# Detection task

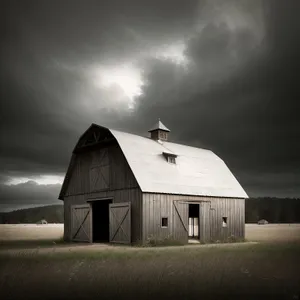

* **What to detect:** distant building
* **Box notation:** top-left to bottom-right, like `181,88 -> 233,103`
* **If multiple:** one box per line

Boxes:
258,219 -> 268,225
36,219 -> 47,225
59,120 -> 248,245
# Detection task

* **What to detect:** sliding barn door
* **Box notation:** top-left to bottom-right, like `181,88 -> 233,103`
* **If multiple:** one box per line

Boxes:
173,201 -> 188,244
109,202 -> 131,244
71,204 -> 92,242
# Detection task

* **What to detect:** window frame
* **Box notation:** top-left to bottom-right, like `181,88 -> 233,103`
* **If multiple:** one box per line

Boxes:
161,217 -> 168,228
167,156 -> 176,164
159,131 -> 168,140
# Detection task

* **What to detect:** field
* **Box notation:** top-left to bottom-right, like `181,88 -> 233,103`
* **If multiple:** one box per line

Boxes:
0,224 -> 300,300
1,223 -> 299,243
0,223 -> 64,241
245,223 -> 300,242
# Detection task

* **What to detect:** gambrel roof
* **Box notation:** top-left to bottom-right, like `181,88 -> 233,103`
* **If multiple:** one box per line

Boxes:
59,124 -> 248,200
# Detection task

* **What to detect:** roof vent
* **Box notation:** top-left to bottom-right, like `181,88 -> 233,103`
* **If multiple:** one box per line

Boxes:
148,119 -> 170,141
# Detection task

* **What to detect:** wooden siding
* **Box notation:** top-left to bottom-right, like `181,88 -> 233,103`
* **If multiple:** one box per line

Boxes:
173,201 -> 188,244
64,144 -> 138,196
63,142 -> 142,243
109,202 -> 131,244
199,202 -> 211,243
64,188 -> 142,243
64,194 -> 85,241
142,193 -> 245,243
90,148 -> 110,191
71,204 -> 92,242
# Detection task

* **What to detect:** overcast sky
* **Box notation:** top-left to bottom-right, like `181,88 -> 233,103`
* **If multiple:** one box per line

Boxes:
1,0 -> 299,211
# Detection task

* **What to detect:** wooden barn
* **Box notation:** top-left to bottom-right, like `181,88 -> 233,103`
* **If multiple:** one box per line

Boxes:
58,120 -> 248,245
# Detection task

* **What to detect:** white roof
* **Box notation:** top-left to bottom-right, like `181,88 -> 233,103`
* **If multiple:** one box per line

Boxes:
110,129 -> 248,198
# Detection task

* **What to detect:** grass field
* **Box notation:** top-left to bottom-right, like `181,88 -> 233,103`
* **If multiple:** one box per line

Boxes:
1,223 -> 299,244
245,223 -> 300,242
0,224 -> 300,300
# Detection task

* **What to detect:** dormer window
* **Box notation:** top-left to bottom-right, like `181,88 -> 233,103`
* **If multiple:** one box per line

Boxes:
162,152 -> 177,164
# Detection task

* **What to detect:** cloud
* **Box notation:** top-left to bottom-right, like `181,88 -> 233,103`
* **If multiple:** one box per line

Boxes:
0,181 -> 62,206
126,0 -> 300,196
0,0 -> 201,179
1,0 -> 299,201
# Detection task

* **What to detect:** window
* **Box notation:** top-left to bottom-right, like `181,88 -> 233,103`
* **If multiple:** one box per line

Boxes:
162,152 -> 177,164
161,217 -> 168,227
168,156 -> 176,164
159,131 -> 168,140
222,217 -> 228,227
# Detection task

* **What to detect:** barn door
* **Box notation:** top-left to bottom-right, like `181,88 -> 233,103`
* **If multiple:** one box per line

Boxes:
109,202 -> 131,244
173,201 -> 188,244
199,202 -> 211,243
71,204 -> 92,242
90,148 -> 110,192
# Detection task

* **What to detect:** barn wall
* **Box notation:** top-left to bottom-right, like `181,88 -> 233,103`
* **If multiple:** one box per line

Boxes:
65,144 -> 138,196
63,143 -> 142,243
64,188 -> 142,242
142,193 -> 245,244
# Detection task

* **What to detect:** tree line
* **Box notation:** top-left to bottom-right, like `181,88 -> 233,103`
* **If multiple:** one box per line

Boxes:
0,205 -> 64,224
245,197 -> 300,223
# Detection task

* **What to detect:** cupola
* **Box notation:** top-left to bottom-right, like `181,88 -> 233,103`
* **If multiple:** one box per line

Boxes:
148,119 -> 170,141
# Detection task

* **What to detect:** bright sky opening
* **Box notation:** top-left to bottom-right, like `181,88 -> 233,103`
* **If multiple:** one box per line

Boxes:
7,175 -> 64,185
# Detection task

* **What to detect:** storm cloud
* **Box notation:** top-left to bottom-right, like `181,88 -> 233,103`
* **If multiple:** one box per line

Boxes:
1,0 -> 299,210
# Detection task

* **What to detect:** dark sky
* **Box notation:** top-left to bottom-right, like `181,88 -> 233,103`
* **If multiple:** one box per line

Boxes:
1,0 -> 299,211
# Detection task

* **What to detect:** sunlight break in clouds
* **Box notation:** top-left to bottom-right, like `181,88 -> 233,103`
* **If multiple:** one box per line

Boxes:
90,64 -> 143,109
150,41 -> 189,66
7,175 -> 63,185
87,41 -> 188,110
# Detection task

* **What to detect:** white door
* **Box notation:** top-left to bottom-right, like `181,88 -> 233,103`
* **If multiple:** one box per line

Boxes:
193,217 -> 199,237
188,217 -> 193,236
189,217 -> 199,237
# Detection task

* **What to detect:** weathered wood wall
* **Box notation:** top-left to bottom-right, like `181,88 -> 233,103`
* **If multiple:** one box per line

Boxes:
65,144 -> 138,196
199,202 -> 211,243
71,204 -> 91,242
142,193 -> 245,243
63,144 -> 142,243
173,201 -> 188,244
109,202 -> 131,244
64,188 -> 142,243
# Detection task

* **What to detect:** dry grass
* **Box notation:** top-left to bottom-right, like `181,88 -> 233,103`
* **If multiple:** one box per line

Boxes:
1,223 -> 299,245
0,224 -> 300,299
1,242 -> 300,300
0,223 -> 63,241
0,224 -> 64,249
245,224 -> 300,243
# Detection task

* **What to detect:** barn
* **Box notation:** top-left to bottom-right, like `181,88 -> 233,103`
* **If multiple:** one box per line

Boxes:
58,120 -> 248,245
